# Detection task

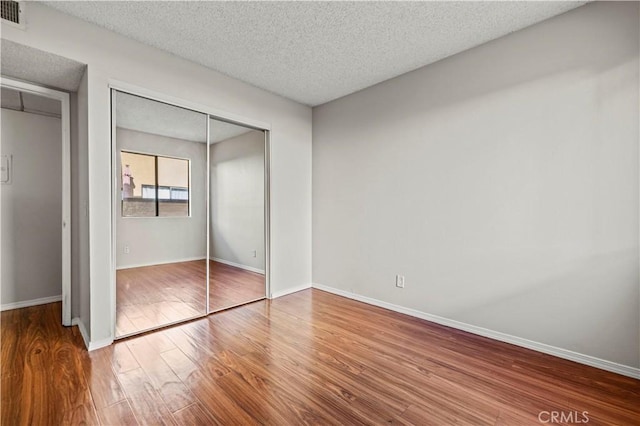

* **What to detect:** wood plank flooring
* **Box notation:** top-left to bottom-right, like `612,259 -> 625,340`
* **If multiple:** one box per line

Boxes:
2,289 -> 639,425
116,260 -> 265,337
209,262 -> 265,313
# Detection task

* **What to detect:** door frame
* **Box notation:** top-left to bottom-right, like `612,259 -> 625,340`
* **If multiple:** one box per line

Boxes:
0,76 -> 72,326
108,80 -> 271,339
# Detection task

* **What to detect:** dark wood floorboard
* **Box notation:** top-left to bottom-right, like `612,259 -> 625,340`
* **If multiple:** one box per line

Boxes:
2,290 -> 639,425
116,260 -> 265,337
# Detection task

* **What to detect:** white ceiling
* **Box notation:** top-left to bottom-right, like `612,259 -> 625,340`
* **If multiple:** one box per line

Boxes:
44,1 -> 586,106
116,91 -> 208,142
1,87 -> 22,110
1,39 -> 86,92
209,119 -> 254,145
1,87 -> 62,117
116,90 -> 253,143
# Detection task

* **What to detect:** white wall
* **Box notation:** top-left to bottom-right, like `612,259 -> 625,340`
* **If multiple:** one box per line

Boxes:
116,128 -> 207,269
1,109 -> 62,306
75,70 -> 91,337
1,3 -> 312,347
210,130 -> 265,272
313,2 -> 639,371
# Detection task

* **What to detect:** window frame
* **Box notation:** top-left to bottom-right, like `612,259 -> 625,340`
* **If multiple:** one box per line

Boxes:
120,149 -> 192,219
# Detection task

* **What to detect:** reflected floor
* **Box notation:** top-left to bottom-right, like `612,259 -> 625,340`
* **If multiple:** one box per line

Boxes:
209,261 -> 265,312
116,259 -> 265,337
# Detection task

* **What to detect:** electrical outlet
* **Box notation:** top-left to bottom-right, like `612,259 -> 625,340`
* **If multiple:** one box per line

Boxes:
395,275 -> 405,288
251,250 -> 257,258
124,245 -> 130,254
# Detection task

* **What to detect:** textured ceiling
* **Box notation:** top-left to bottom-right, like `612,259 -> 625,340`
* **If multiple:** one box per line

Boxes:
1,39 -> 85,92
44,1 -> 586,106
116,90 -> 252,143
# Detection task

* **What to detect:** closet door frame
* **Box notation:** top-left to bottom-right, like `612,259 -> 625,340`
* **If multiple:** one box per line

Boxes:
109,80 -> 271,341
1,76 -> 72,327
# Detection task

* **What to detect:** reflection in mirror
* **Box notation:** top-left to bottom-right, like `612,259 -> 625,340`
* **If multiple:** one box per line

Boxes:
121,151 -> 191,217
209,118 -> 266,312
114,90 -> 207,337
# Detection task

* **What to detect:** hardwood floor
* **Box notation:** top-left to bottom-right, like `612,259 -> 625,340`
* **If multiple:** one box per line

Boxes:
209,261 -> 265,313
2,289 -> 639,425
116,261 -> 205,337
116,260 -> 265,337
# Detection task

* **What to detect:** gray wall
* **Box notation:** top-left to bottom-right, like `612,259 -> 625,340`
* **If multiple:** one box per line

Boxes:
116,127 -> 207,269
312,2 -> 639,368
210,130 -> 265,272
4,3 -> 312,344
1,109 -> 62,305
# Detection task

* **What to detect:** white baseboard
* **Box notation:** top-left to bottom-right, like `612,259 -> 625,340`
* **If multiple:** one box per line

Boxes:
1,295 -> 62,311
71,317 -> 112,351
72,317 -> 89,350
312,283 -> 640,380
211,257 -> 265,275
88,337 -> 113,351
270,283 -> 312,299
116,256 -> 206,270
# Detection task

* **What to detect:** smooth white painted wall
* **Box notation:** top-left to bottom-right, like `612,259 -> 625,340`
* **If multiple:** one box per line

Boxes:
1,109 -> 62,305
2,3 -> 312,345
210,130 -> 265,272
69,91 -> 80,318
116,128 -> 207,268
313,2 -> 640,369
75,70 -> 91,335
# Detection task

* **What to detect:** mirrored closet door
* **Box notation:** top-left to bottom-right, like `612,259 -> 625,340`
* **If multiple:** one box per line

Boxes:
112,89 -> 269,338
114,91 -> 208,337
208,118 -> 266,312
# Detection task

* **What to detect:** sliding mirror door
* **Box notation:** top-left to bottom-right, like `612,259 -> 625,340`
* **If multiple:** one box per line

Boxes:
114,91 -> 208,337
208,118 -> 266,312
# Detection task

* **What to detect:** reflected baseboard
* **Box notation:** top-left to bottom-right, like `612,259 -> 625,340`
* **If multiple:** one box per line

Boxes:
210,257 -> 265,275
116,256 -> 207,270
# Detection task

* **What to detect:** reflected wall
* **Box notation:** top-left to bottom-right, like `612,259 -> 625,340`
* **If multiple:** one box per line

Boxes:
208,118 -> 266,312
114,90 -> 208,337
113,90 -> 268,338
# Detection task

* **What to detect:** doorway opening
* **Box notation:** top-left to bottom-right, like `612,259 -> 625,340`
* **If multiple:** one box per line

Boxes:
0,77 -> 71,326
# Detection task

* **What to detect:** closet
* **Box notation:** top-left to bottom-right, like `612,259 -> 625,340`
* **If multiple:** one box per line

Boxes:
112,90 -> 267,338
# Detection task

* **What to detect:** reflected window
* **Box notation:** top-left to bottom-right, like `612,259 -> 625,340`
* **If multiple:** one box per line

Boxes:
121,151 -> 190,217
